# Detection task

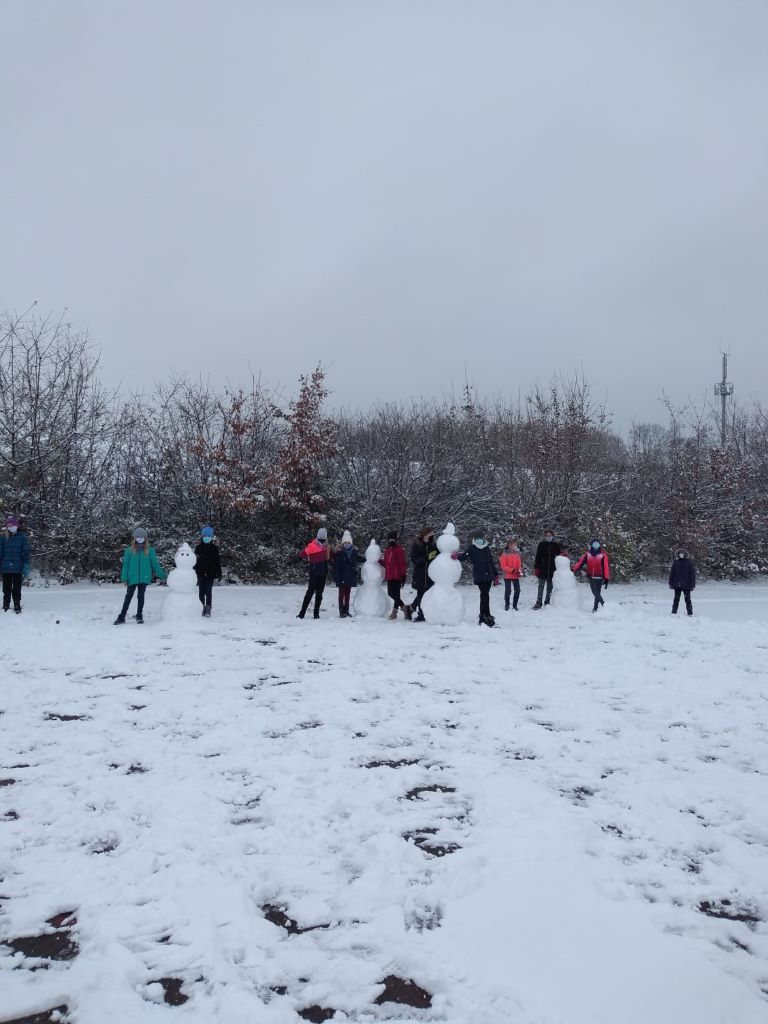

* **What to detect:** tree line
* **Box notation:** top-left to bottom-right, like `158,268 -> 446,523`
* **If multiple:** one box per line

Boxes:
2,309 -> 766,583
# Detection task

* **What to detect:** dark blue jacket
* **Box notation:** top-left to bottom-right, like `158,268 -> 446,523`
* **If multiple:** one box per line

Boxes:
459,543 -> 499,584
0,532 -> 30,574
669,555 -> 696,591
333,546 -> 364,587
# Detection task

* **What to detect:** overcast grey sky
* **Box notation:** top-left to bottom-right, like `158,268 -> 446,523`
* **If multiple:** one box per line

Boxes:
2,0 -> 767,430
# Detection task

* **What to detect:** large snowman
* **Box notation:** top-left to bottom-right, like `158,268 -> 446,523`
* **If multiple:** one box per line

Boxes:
420,522 -> 464,625
162,543 -> 199,621
354,539 -> 388,617
552,552 -> 582,611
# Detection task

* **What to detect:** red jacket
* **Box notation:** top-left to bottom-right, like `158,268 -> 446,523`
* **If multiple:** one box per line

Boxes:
573,550 -> 610,580
499,551 -> 522,580
380,543 -> 407,582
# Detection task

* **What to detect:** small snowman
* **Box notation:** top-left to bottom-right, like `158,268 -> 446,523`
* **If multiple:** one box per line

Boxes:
162,543 -> 199,621
553,552 -> 582,611
353,539 -> 388,617
420,522 -> 464,625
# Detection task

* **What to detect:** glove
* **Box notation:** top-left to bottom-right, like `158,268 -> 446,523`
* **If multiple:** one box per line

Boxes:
401,577 -> 406,586
604,580 -> 609,588
22,565 -> 30,579
450,551 -> 459,560
492,577 -> 501,587
534,567 -> 540,577
428,550 -> 438,561
217,574 -> 222,582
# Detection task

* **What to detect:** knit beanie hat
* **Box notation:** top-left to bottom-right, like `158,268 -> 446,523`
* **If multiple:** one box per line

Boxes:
387,530 -> 398,542
341,530 -> 353,545
201,525 -> 214,539
5,515 -> 18,529
316,527 -> 328,542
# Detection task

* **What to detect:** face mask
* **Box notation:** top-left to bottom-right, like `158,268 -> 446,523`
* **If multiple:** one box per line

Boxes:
135,538 -> 146,545
473,538 -> 487,548
545,535 -> 553,542
591,543 -> 600,551
203,536 -> 212,544
678,552 -> 685,559
343,542 -> 352,549
7,526 -> 17,534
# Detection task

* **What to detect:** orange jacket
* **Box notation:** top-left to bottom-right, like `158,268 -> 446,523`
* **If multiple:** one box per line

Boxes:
499,551 -> 522,580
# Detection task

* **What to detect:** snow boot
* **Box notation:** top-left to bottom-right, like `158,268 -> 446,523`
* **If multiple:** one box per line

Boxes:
203,606 -> 212,618
483,614 -> 496,628
404,604 -> 413,621
388,607 -> 398,621
414,610 -> 425,622
313,611 -> 320,620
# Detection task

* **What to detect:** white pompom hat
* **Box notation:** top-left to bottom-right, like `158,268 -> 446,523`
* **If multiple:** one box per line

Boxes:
341,530 -> 353,545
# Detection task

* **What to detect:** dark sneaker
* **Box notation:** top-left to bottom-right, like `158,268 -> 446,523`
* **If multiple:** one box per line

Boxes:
313,613 -> 320,620
533,601 -> 543,610
297,612 -> 305,619
204,607 -> 212,617
136,615 -> 144,624
14,607 -> 21,614
404,604 -> 413,621
114,616 -> 125,625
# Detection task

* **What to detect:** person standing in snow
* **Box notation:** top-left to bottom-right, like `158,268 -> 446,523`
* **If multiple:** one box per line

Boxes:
297,527 -> 331,619
669,548 -> 696,616
194,525 -> 222,617
0,515 -> 31,614
533,529 -> 561,608
333,530 -> 365,618
454,529 -> 501,626
380,530 -> 411,620
572,539 -> 610,612
114,527 -> 167,624
499,538 -> 523,611
410,527 -> 438,622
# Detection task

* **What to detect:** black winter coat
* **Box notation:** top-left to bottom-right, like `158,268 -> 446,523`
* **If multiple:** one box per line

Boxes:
459,543 -> 499,584
669,556 -> 696,591
534,540 -> 561,579
333,547 -> 365,587
410,538 -> 438,590
194,542 -> 222,580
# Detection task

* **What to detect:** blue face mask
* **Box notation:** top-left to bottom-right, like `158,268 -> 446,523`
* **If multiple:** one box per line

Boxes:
591,542 -> 600,551
203,536 -> 212,544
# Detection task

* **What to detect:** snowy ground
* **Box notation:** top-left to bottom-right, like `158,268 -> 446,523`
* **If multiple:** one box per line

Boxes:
2,579 -> 768,1024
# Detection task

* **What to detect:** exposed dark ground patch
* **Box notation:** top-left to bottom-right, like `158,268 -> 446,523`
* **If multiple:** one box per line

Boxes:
374,975 -> 432,1008
3,912 -> 78,961
364,758 -> 420,769
151,977 -> 189,1006
43,713 -> 90,722
2,1005 -> 70,1024
0,778 -> 16,787
698,900 -> 761,928
2,810 -> 19,821
403,828 -> 461,857
404,784 -> 456,801
298,1007 -> 336,1022
261,904 -> 330,935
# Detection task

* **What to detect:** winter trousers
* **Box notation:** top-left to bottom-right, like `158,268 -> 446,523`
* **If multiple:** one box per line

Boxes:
2,573 -> 22,611
504,579 -> 520,609
672,588 -> 693,615
589,577 -> 605,611
412,579 -> 432,619
477,580 -> 492,620
536,576 -> 554,605
338,584 -> 352,616
198,577 -> 214,608
120,583 -> 147,619
387,580 -> 405,609
300,576 -> 326,618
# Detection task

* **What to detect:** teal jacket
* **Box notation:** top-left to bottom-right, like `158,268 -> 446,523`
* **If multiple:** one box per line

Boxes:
120,545 -> 166,585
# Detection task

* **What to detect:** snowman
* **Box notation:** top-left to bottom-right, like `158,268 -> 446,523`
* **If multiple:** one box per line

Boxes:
353,539 -> 388,617
552,552 -> 582,611
420,522 -> 464,625
162,543 -> 200,621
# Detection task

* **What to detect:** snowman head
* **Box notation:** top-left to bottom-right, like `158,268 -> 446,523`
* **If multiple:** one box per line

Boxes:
436,522 -> 460,554
365,539 -> 382,562
175,542 -> 196,569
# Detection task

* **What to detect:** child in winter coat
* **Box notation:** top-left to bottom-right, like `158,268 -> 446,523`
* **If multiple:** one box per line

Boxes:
454,529 -> 501,627
380,531 -> 412,620
669,548 -> 696,615
410,527 -> 438,622
533,529 -> 561,608
194,525 -> 222,617
0,515 -> 31,614
499,539 -> 523,611
114,527 -> 167,624
333,530 -> 365,617
298,527 -> 331,619
572,539 -> 610,612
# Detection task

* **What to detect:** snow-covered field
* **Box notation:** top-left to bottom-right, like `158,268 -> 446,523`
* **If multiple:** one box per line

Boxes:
2,580 -> 767,1024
